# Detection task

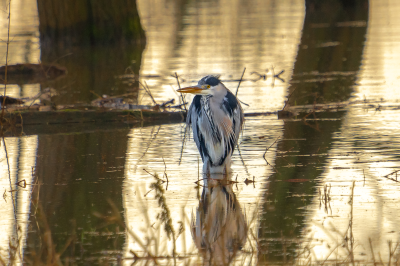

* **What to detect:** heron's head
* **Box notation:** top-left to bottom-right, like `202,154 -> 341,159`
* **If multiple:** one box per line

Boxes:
177,75 -> 226,96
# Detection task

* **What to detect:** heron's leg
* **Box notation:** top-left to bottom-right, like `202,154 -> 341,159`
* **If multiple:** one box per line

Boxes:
223,156 -> 232,174
203,159 -> 210,175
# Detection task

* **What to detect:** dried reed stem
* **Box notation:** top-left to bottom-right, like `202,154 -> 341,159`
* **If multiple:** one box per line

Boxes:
235,67 -> 246,97
1,0 -> 12,122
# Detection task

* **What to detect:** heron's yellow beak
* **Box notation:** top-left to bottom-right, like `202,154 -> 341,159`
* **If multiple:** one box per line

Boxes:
177,86 -> 207,94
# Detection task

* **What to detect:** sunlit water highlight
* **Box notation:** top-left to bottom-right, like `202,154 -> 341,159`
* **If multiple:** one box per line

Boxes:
1,0 -> 400,265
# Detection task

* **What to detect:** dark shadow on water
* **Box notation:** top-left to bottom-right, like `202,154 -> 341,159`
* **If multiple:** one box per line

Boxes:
258,0 -> 368,263
39,44 -> 144,106
258,112 -> 346,263
288,0 -> 368,106
36,0 -> 147,106
24,129 -> 129,263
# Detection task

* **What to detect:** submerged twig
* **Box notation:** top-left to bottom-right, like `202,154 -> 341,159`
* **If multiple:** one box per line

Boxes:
139,81 -> 157,106
237,144 -> 250,178
235,68 -> 246,97
263,137 -> 280,174
175,72 -> 187,112
383,170 -> 400,183
250,71 -> 266,81
162,157 -> 169,190
0,0 -> 12,122
3,137 -> 22,261
347,181 -> 355,264
282,86 -> 298,110
134,126 -> 162,172
178,124 -> 188,165
270,65 -> 285,88
143,169 -> 165,183
263,137 -> 280,160
369,238 -> 377,266
274,70 -> 285,82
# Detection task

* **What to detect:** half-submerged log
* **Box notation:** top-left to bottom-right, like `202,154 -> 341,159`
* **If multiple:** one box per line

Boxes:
0,63 -> 67,84
0,96 -> 24,105
1,108 -> 185,126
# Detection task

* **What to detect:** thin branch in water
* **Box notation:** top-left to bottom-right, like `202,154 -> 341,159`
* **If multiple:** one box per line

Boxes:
178,124 -> 188,165
263,137 -> 281,174
170,102 -> 188,109
1,0 -> 12,122
282,86 -> 298,110
170,84 -> 181,98
346,181 -> 356,265
159,98 -> 175,108
369,238 -> 377,266
235,67 -> 246,97
145,81 -> 157,105
44,52 -> 73,77
174,72 -> 187,112
250,70 -> 267,81
237,144 -> 250,178
263,137 -> 280,160
270,65 -> 275,88
363,169 -> 366,186
143,169 -> 165,183
383,170 -> 400,183
3,137 -> 21,260
15,179 -> 26,188
138,81 -> 157,105
162,157 -> 169,190
194,178 -> 208,185
89,90 -> 103,99
238,99 -> 250,107
274,70 -> 285,82
134,126 -> 162,172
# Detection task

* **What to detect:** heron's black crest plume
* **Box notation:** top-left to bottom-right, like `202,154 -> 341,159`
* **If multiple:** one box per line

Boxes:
198,75 -> 220,87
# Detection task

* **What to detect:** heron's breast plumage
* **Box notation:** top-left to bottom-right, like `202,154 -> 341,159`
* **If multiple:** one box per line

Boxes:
188,92 -> 243,167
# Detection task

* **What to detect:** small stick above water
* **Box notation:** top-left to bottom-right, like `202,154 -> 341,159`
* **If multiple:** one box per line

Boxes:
235,67 -> 246,97
174,72 -> 187,112
139,81 -> 157,106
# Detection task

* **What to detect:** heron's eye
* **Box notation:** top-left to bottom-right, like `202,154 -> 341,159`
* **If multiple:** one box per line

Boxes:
207,85 -> 210,89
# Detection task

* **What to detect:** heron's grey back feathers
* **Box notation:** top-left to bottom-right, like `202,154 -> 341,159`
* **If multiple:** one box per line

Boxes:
187,88 -> 243,167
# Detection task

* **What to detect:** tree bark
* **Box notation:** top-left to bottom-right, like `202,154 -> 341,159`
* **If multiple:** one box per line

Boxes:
37,0 -> 146,47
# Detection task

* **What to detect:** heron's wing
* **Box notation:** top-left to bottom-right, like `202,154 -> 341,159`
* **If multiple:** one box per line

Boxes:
188,95 -> 209,162
222,91 -> 244,154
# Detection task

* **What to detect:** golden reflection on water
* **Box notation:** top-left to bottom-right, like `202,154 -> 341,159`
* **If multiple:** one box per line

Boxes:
0,0 -> 40,99
192,177 -> 248,265
131,1 -> 305,262
0,6 -> 39,252
0,136 -> 37,263
137,0 -> 305,113
123,117 -> 281,265
300,0 -> 400,263
2,0 -> 400,264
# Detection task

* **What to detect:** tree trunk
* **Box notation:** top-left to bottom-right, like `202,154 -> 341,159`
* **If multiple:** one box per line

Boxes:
37,0 -> 146,47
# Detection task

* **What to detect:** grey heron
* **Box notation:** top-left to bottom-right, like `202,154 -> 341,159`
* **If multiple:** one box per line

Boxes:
192,175 -> 248,263
177,75 -> 244,174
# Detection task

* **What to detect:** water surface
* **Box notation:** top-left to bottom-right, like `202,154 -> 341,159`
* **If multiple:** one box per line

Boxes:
1,0 -> 400,265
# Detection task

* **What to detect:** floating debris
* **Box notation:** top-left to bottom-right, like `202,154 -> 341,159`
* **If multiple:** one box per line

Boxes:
0,63 -> 67,84
0,96 -> 24,106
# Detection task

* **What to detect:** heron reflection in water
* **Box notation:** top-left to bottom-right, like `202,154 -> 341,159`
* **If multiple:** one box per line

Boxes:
178,75 -> 244,175
191,174 -> 248,265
